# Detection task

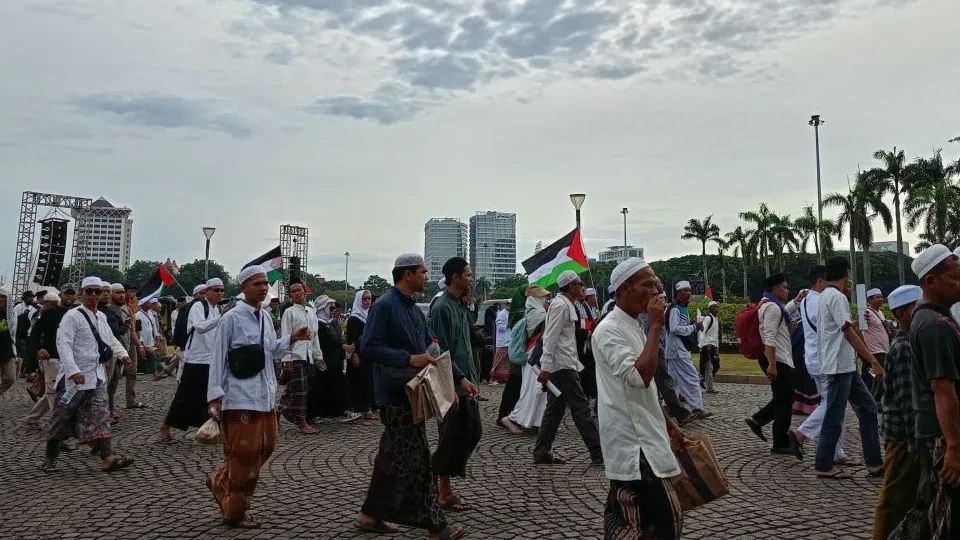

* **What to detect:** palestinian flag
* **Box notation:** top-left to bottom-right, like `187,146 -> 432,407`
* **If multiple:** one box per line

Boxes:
522,228 -> 589,288
243,245 -> 283,284
138,264 -> 177,301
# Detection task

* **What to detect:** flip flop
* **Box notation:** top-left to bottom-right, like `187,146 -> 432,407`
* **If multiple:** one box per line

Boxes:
101,454 -> 134,472
225,515 -> 262,529
353,519 -> 399,534
439,495 -> 473,512
439,525 -> 468,540
815,468 -> 852,479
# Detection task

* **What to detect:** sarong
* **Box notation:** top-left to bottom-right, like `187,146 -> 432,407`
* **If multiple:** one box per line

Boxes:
910,436 -> 960,539
209,410 -> 277,522
604,450 -> 683,540
509,363 -> 547,428
48,379 -> 111,445
164,363 -> 210,431
489,347 -> 510,382
361,403 -> 448,533
791,344 -> 819,415
278,360 -> 309,424
432,396 -> 482,478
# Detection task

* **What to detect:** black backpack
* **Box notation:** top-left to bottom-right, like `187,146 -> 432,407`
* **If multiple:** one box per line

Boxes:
173,300 -> 209,349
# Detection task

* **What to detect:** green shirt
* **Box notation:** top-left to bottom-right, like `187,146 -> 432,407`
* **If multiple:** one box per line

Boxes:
429,291 -> 478,392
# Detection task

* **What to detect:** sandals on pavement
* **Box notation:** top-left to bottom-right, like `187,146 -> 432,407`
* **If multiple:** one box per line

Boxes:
101,454 -> 134,472
815,468 -> 852,479
438,495 -> 473,512
354,519 -> 399,534
225,515 -> 262,529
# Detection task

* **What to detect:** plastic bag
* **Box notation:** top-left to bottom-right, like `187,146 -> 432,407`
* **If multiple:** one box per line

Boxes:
195,419 -> 221,445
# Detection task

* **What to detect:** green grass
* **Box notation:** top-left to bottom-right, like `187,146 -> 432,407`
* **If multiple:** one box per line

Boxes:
717,353 -> 763,376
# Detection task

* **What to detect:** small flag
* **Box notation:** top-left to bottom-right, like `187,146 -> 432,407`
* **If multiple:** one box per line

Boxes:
705,287 -> 714,300
243,245 -> 284,284
138,264 -> 177,301
522,228 -> 589,289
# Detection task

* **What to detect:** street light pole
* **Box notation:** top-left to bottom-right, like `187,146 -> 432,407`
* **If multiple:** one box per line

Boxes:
621,207 -> 629,253
809,114 -> 825,263
202,227 -> 216,280
569,193 -> 586,229
344,252 -> 350,291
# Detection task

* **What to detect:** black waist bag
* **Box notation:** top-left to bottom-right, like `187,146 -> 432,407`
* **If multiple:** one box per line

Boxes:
227,312 -> 266,379
79,310 -> 114,364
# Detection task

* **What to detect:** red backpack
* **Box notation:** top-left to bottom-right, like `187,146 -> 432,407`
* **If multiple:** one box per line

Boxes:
734,300 -> 769,359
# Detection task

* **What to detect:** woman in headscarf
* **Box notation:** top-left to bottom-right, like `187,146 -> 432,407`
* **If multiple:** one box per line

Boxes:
346,290 -> 376,420
307,295 -> 361,423
497,287 -> 529,421
499,286 -> 551,435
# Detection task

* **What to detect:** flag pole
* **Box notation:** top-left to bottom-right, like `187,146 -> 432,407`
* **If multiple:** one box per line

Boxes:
164,264 -> 191,298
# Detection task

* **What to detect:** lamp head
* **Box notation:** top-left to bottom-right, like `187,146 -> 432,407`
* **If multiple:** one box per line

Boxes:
569,193 -> 586,210
202,227 -> 216,240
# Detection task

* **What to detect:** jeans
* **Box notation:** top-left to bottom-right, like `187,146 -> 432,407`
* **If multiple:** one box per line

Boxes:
533,368 -> 602,462
815,371 -> 882,471
752,356 -> 794,449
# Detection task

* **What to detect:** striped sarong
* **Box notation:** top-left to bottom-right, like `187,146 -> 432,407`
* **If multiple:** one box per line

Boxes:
604,450 -> 683,540
278,360 -> 309,424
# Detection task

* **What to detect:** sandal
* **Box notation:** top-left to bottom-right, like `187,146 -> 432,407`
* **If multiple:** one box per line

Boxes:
834,457 -> 861,467
205,476 -> 223,512
224,515 -> 261,529
353,519 -> 399,534
101,454 -> 135,472
815,468 -> 852,479
438,495 -> 473,512
438,525 -> 468,540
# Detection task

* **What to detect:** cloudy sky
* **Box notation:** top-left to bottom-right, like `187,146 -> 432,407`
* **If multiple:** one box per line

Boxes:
2,0 -> 958,285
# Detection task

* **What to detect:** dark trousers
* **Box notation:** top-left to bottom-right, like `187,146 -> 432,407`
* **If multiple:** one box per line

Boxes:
433,396 -> 482,478
308,360 -> 349,419
533,369 -> 602,462
863,353 -> 886,405
656,356 -> 690,422
752,356 -> 794,449
497,370 -> 523,420
699,345 -> 720,391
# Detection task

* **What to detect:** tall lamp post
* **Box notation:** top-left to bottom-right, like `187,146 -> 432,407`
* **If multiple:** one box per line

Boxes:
809,114 -> 825,263
344,251 -> 350,291
620,207 -> 629,255
569,193 -> 586,228
202,226 -> 216,280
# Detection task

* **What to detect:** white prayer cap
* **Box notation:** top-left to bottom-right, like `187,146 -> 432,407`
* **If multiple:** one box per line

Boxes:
608,284 -> 615,294
81,276 -> 102,289
394,253 -> 425,269
609,257 -> 650,292
888,285 -> 921,311
708,301 -> 719,307
585,288 -> 597,297
438,277 -> 446,289
42,292 -> 60,304
111,282 -> 125,292
206,277 -> 224,288
314,294 -> 334,307
557,270 -> 582,288
912,244 -> 953,280
237,265 -> 266,285
867,288 -> 882,298
676,280 -> 692,291
192,284 -> 207,295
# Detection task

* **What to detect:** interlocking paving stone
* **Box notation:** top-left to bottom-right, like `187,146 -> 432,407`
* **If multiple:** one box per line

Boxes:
0,378 -> 878,538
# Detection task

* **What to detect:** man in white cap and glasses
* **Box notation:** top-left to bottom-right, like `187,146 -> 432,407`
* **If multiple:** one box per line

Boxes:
697,301 -> 721,394
355,253 -> 468,539
862,287 -> 890,402
664,280 -> 711,420
872,284 -> 923,538
593,258 -> 685,538
206,265 -> 310,529
533,269 -> 604,465
907,244 -> 960,536
160,277 -> 224,442
42,277 -> 133,473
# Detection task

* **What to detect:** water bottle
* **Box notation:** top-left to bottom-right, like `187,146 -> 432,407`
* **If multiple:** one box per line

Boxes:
426,338 -> 442,359
60,385 -> 79,405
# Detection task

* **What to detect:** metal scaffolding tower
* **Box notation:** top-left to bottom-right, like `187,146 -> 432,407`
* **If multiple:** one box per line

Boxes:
278,225 -> 308,301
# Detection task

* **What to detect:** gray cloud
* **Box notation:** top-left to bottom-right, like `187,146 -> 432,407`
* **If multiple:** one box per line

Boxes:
72,94 -> 253,138
307,84 -> 424,124
396,54 -> 482,90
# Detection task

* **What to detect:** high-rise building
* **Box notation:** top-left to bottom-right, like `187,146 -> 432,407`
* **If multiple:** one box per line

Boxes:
424,218 -> 468,281
469,211 -> 516,284
72,197 -> 134,272
599,245 -> 644,264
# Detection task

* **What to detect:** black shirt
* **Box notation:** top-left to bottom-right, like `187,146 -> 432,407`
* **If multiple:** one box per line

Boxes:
909,303 -> 960,439
30,306 -> 68,359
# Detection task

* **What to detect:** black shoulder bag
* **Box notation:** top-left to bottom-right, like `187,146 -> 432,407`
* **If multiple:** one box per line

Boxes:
78,310 -> 114,364
227,312 -> 266,379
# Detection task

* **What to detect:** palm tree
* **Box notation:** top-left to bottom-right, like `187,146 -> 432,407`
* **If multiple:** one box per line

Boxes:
768,213 -> 800,272
904,180 -> 960,251
824,171 -> 892,288
712,236 -> 730,300
681,216 -> 720,289
795,205 -> 836,257
740,203 -> 775,276
869,147 -> 910,285
725,226 -> 752,298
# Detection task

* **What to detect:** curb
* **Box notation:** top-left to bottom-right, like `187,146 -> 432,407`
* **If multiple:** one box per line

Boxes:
715,374 -> 767,385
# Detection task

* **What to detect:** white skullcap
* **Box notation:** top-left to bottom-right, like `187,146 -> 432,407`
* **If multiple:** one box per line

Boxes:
42,292 -> 60,304
314,294 -> 334,307
609,257 -> 650,292
237,265 -> 266,285
206,277 -> 224,288
676,280 -> 692,291
708,301 -> 719,307
438,277 -> 446,289
888,285 -> 921,311
867,288 -> 882,298
394,253 -> 425,269
585,288 -> 597,297
81,276 -> 102,289
192,284 -> 207,295
557,270 -> 581,289
912,244 -> 953,280
111,282 -> 125,292
608,284 -> 615,294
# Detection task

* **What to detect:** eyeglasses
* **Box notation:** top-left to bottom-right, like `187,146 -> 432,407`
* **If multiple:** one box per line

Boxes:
83,289 -> 99,295
209,288 -> 225,293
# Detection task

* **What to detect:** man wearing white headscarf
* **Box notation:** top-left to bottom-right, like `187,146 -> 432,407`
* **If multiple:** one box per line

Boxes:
346,289 -> 375,419
207,265 -> 311,528
593,258 -> 684,538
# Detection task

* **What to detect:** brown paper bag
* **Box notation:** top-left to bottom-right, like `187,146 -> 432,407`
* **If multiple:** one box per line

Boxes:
405,352 -> 456,424
669,431 -> 729,511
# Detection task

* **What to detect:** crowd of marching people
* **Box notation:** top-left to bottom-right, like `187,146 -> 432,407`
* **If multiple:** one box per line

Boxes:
2,242 -> 960,538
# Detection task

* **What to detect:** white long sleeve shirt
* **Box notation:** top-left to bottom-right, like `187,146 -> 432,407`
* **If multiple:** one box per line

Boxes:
184,300 -> 221,365
697,312 -> 720,348
540,294 -> 583,373
280,303 -> 322,364
207,301 -> 292,412
56,305 -> 129,390
139,309 -> 159,348
593,306 -> 680,480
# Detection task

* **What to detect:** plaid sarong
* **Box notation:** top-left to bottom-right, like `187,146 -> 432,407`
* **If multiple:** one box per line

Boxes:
48,379 -> 111,445
604,450 -> 683,540
910,437 -> 960,539
278,360 -> 309,424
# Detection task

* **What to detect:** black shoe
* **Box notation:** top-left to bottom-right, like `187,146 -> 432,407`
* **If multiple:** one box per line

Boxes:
534,455 -> 567,465
770,447 -> 795,456
745,417 -> 767,442
788,431 -> 804,461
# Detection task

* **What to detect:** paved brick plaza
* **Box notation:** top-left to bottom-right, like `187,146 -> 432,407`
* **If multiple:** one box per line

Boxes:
0,378 -> 878,539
